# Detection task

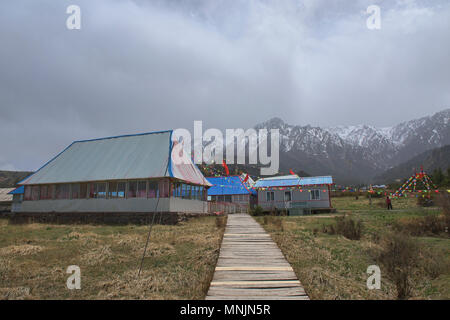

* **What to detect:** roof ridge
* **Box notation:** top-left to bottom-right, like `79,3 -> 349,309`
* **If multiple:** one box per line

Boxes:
73,129 -> 173,144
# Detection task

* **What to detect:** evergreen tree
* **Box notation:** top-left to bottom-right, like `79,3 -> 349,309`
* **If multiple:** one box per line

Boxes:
432,168 -> 445,187
445,167 -> 450,187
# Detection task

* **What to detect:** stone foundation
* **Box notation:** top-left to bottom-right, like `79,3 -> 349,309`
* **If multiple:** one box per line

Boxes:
8,211 -> 213,225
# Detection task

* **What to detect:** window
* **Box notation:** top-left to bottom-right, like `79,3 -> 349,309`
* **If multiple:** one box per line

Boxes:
137,181 -> 146,198
192,186 -> 202,201
24,186 -> 32,201
90,182 -> 106,199
266,191 -> 274,201
199,187 -> 204,201
224,195 -> 232,203
108,182 -> 118,198
310,189 -> 321,200
31,186 -> 40,201
128,181 -> 137,198
191,185 -> 197,200
117,182 -> 125,198
40,185 -> 53,200
80,183 -> 87,199
182,184 -> 190,199
89,183 -> 94,198
158,180 -> 169,198
172,182 -> 181,198
55,184 -> 70,199
72,184 -> 80,199
108,182 -> 126,199
148,181 -> 158,198
284,191 -> 291,201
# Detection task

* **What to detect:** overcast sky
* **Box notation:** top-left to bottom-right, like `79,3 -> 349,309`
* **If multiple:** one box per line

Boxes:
1,0 -> 449,171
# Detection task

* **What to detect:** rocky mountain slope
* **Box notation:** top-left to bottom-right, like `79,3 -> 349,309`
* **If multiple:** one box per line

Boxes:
254,109 -> 450,184
374,145 -> 450,184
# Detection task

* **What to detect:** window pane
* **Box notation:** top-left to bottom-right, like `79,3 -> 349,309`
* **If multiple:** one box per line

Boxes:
176,182 -> 181,198
117,182 -> 126,198
138,181 -> 147,198
80,184 -> 87,199
31,186 -> 40,201
181,184 -> 188,199
108,182 -> 117,198
24,186 -> 32,201
47,185 -> 54,200
56,184 -> 70,199
159,180 -> 169,198
72,184 -> 80,199
284,191 -> 291,201
128,181 -> 137,198
148,181 -> 158,198
94,183 -> 106,198
40,185 -> 48,200
191,185 -> 195,200
89,183 -> 95,198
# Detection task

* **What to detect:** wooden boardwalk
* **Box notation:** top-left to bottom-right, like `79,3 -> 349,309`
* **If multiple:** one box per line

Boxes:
206,213 -> 309,300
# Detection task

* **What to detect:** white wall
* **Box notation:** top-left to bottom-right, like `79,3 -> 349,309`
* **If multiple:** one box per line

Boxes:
19,197 -> 210,213
20,198 -> 170,212
258,186 -> 331,210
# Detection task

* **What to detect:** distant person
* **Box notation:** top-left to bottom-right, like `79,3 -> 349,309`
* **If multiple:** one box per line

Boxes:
386,196 -> 393,210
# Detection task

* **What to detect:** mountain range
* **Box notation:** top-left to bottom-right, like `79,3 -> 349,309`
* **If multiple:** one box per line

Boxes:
254,108 -> 450,184
2,109 -> 449,187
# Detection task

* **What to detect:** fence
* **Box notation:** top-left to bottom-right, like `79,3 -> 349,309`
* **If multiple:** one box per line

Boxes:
208,201 -> 248,214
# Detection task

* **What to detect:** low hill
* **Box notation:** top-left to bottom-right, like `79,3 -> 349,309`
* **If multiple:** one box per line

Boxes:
375,145 -> 450,184
0,171 -> 33,188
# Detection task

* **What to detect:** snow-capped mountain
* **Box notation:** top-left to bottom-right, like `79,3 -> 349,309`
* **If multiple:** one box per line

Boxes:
254,109 -> 450,184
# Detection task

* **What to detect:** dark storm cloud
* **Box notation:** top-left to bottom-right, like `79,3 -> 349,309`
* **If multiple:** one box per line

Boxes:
0,0 -> 449,170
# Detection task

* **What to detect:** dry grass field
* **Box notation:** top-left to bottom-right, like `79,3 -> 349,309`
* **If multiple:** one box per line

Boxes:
0,216 -> 225,300
256,196 -> 450,300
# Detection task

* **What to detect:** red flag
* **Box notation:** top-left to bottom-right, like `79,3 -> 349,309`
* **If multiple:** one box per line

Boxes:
222,160 -> 230,176
289,169 -> 295,175
242,174 -> 249,183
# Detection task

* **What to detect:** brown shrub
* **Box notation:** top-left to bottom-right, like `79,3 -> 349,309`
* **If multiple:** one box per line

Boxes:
420,248 -> 449,279
249,206 -> 264,216
322,215 -> 363,240
215,215 -> 227,229
376,232 -> 419,299
437,193 -> 450,230
264,216 -> 283,231
393,215 -> 446,236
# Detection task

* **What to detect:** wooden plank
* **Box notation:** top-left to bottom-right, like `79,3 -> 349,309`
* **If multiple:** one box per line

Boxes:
206,213 -> 309,300
210,280 -> 301,286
